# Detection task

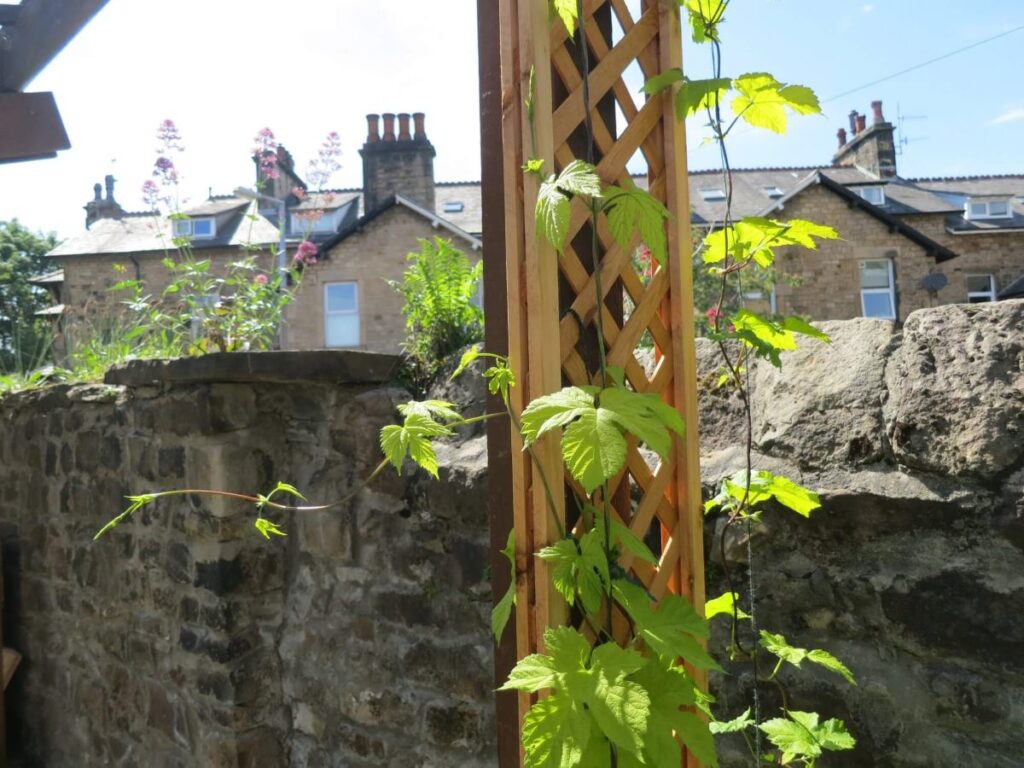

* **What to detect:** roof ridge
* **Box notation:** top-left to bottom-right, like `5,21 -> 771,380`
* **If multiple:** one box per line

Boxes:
435,179 -> 482,187
910,173 -> 1024,182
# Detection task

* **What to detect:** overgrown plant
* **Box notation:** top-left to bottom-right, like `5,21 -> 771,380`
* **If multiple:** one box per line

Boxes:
389,236 -> 484,393
94,2 -> 856,767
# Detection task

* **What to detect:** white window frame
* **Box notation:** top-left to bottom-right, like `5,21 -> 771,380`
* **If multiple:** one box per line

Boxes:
966,274 -> 996,303
964,199 -> 1013,220
291,210 -> 337,235
859,259 -> 896,320
699,188 -> 727,201
856,186 -> 886,206
324,282 -> 359,348
443,201 -> 465,213
763,186 -> 784,199
172,217 -> 217,239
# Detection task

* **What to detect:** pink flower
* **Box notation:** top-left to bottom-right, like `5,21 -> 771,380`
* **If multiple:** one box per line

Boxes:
706,307 -> 723,321
294,240 -> 318,265
292,186 -> 306,200
253,127 -> 280,180
156,119 -> 184,153
254,273 -> 269,285
152,155 -> 178,185
306,130 -> 342,189
141,180 -> 160,209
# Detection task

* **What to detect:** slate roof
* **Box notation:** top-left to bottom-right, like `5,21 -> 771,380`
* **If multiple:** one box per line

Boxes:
47,201 -> 281,258
435,181 -> 483,235
294,190 -> 360,212
998,275 -> 1024,300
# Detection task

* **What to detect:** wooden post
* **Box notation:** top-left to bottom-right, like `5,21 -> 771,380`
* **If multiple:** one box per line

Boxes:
485,0 -> 704,764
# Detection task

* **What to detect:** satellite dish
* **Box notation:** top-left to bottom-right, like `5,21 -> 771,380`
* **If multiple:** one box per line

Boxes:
920,273 -> 948,293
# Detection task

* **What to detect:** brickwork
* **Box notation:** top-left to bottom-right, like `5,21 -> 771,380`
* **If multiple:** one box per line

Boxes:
283,205 -> 480,354
772,185 -> 1024,322
360,143 -> 436,213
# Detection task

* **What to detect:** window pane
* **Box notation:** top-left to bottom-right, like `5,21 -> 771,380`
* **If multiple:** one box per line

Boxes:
860,261 -> 891,289
326,314 -> 359,347
859,186 -> 884,204
862,292 -> 894,318
326,283 -> 357,312
968,202 -> 987,217
989,201 -> 1009,217
966,275 -> 993,294
172,220 -> 190,236
192,219 -> 213,236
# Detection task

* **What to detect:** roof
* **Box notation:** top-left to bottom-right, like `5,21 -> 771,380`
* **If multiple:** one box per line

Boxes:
182,198 -> 249,216
435,181 -> 483,235
293,190 -> 360,212
761,172 -> 958,263
47,200 -> 281,258
28,269 -> 64,285
35,304 -> 65,317
998,275 -> 1024,300
316,194 -> 482,257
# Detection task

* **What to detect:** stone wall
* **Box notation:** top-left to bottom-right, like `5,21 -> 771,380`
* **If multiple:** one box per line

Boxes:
0,350 -> 495,767
2,301 -> 1022,767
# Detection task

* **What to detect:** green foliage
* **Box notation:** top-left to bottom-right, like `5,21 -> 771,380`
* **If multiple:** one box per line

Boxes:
521,385 -> 684,494
380,411 -> 453,478
759,711 -> 855,766
702,217 -> 839,270
727,310 -> 830,368
550,0 -> 578,36
389,237 -> 483,392
602,183 -> 671,266
536,160 -> 602,253
709,708 -> 754,735
254,518 -> 287,539
732,72 -> 821,134
760,631 -> 857,686
0,220 -> 58,373
492,528 -> 517,641
682,0 -> 727,43
705,469 -> 821,518
704,591 -> 750,620
539,527 -> 610,615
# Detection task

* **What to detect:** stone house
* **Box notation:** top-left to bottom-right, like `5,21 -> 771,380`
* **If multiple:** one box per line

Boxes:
45,101 -> 1023,354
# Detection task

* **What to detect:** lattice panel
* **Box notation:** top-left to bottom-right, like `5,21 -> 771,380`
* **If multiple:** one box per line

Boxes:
498,0 -> 705,764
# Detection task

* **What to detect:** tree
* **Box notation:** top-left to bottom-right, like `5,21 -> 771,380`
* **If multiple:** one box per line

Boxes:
0,220 -> 58,371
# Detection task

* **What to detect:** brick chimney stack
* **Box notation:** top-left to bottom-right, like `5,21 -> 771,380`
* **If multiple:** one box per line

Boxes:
360,110 -> 436,214
834,99 -> 897,178
84,175 -> 125,229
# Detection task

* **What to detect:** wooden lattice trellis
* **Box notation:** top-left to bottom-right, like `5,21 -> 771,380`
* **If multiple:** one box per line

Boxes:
491,0 -> 706,764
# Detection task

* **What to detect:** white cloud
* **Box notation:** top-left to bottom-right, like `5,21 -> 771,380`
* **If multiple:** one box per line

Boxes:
992,108 -> 1024,125
861,4 -> 875,13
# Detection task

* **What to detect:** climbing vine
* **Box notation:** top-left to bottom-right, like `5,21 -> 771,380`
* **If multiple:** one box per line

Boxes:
95,2 -> 858,766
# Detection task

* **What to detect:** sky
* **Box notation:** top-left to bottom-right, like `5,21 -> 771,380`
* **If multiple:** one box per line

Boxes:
1,0 -> 1022,240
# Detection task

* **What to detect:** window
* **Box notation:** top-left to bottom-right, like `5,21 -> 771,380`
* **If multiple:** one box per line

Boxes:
856,186 -> 885,206
763,186 -> 784,198
966,275 -> 996,303
443,201 -> 465,213
172,217 -> 216,239
965,199 -> 1013,220
291,212 -> 336,235
325,282 -> 359,347
860,260 -> 896,319
699,188 -> 727,201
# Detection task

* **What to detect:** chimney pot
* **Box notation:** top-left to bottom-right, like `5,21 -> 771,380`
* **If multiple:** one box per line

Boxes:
855,114 -> 867,133
871,100 -> 885,124
104,174 -> 116,201
837,128 -> 848,148
848,111 -> 859,134
397,113 -> 412,141
413,112 -> 426,141
382,113 -> 396,142
93,183 -> 102,201
366,114 -> 380,143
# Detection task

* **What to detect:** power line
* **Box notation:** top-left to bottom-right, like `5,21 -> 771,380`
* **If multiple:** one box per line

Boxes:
823,22 -> 1024,104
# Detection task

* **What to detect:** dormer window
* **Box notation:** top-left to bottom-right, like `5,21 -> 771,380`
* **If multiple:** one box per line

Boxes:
763,186 -> 784,199
291,211 -> 337,235
965,199 -> 1012,220
172,217 -> 216,239
699,188 -> 727,202
443,201 -> 465,213
856,186 -> 885,206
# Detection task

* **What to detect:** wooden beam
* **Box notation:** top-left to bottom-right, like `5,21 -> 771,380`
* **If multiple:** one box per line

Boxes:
0,91 -> 70,163
1,0 -> 109,92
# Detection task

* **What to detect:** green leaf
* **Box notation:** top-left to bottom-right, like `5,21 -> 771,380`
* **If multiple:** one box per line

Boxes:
538,534 -> 608,615
379,412 -> 452,478
610,521 -> 659,566
760,711 -> 855,764
523,158 -> 546,175
536,175 -> 571,252
643,68 -> 684,95
492,528 -> 517,642
760,473 -> 821,517
520,387 -> 595,445
450,344 -> 482,379
577,643 -> 650,758
632,660 -> 710,766
760,631 -> 856,685
398,399 -> 462,423
599,387 -> 684,460
602,182 -> 671,266
704,592 -> 750,620
709,708 -> 754,735
484,364 -> 516,401
780,316 -> 830,343
683,0 -> 727,43
613,580 -> 718,670
732,73 -> 821,134
676,711 -> 718,767
254,517 -> 287,539
556,159 -> 603,198
501,653 -> 560,692
522,693 -> 593,768
675,77 -> 732,119
563,407 -> 628,494
551,0 -> 578,37
270,481 -> 305,501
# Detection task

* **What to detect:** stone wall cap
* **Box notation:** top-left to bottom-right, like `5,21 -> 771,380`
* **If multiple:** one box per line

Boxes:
104,350 -> 403,387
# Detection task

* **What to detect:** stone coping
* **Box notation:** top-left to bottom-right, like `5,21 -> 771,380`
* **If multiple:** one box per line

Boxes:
104,350 -> 403,387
